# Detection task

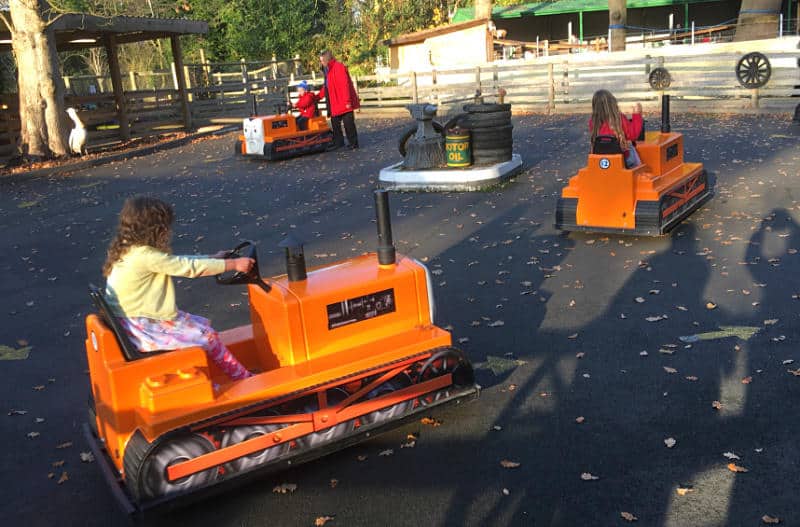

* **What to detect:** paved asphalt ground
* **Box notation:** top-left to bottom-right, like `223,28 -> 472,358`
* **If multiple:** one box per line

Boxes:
2,112 -> 799,527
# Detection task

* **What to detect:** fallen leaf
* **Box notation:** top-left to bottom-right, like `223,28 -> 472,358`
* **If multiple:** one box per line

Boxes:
378,449 -> 394,457
787,368 -> 800,376
685,376 -> 699,381
51,460 -> 64,467
580,472 -> 599,481
723,452 -> 740,460
664,437 -> 677,448
27,431 -> 40,439
575,352 -> 585,359
575,416 -> 585,424
508,384 -> 517,391
635,297 -> 645,303
741,376 -> 753,384
272,483 -> 298,494
663,366 -> 678,374
420,417 -> 441,426
763,319 -> 778,326
315,516 -> 335,526
8,409 -> 28,416
57,471 -> 68,484
488,320 -> 505,327
712,400 -> 723,410
329,479 -> 338,488
567,333 -> 578,339
502,488 -> 510,495
500,460 -> 520,468
727,463 -> 748,473
706,302 -> 717,310
621,511 -> 638,522
80,452 -> 95,463
762,514 -> 781,524
55,442 -> 72,449
676,486 -> 694,496
646,315 -> 667,322
0,344 -> 32,360
357,455 -> 367,462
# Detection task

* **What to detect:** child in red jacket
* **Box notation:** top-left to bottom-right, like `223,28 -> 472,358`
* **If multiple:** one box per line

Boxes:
589,89 -> 643,168
293,80 -> 318,130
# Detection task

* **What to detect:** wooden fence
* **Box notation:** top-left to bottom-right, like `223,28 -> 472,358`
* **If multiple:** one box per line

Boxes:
354,48 -> 800,116
1,43 -> 798,159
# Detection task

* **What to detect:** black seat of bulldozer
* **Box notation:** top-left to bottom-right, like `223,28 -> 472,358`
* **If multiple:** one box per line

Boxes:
592,135 -> 623,155
88,284 -> 169,361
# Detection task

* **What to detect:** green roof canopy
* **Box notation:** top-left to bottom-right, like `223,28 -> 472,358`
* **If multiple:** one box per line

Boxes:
452,0 -> 722,23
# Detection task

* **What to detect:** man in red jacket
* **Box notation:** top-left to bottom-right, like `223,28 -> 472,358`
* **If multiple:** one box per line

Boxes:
318,50 -> 360,150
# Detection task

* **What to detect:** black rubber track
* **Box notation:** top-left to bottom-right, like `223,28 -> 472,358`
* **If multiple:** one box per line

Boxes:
122,430 -> 151,503
463,103 -> 511,113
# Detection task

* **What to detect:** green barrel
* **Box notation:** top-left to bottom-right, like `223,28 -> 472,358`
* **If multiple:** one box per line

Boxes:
445,130 -> 472,168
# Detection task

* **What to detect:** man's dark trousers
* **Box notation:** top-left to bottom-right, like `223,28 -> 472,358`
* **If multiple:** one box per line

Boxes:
331,111 -> 358,148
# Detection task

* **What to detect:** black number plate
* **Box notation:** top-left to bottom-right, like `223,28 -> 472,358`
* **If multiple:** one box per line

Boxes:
327,289 -> 396,329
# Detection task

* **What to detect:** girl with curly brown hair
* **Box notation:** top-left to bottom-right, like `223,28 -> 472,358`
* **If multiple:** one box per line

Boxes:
589,89 -> 643,168
103,196 -> 254,381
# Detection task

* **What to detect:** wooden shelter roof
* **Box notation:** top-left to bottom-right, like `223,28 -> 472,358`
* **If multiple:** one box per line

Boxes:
0,9 -> 208,51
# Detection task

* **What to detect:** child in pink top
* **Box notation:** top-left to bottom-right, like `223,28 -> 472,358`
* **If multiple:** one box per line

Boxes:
589,89 -> 643,168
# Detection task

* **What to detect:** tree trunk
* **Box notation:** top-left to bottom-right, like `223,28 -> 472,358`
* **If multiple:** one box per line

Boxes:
475,0 -> 493,21
608,0 -> 627,52
735,0 -> 783,41
8,0 -> 70,159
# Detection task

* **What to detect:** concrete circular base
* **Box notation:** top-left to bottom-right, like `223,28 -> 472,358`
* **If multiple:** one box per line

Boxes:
378,154 -> 523,191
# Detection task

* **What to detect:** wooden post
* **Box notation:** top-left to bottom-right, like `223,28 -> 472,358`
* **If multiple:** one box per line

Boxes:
271,55 -> 278,80
240,58 -> 249,94
128,71 -> 137,91
411,72 -> 418,104
547,63 -> 555,112
170,35 -> 193,131
103,35 -> 130,141
184,66 -> 193,102
475,65 -> 481,93
170,62 -> 179,89
431,68 -> 438,105
751,88 -> 760,108
293,53 -> 301,76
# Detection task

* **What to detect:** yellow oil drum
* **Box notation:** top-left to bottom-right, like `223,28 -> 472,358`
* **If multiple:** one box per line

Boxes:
445,130 -> 472,168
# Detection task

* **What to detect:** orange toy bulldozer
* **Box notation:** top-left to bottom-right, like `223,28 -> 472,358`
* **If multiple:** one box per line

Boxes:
235,96 -> 333,161
83,190 -> 478,514
555,95 -> 711,236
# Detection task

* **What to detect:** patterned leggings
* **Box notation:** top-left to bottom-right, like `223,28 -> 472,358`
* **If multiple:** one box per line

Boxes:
119,311 -> 253,381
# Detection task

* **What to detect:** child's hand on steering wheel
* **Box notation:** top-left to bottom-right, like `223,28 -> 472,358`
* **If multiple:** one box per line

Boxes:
225,257 -> 255,273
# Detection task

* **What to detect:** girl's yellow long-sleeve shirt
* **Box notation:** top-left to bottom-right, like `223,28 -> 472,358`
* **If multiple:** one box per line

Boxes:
105,245 -> 226,320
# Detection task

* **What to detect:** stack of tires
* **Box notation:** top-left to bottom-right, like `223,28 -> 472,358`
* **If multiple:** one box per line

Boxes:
456,103 -> 513,166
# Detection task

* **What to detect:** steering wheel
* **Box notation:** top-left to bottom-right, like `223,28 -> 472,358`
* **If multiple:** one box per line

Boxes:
216,241 -> 260,285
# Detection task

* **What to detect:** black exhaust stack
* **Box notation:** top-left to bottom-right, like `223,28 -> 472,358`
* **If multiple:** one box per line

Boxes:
278,234 -> 307,282
660,94 -> 671,134
374,189 -> 396,265
251,94 -> 258,117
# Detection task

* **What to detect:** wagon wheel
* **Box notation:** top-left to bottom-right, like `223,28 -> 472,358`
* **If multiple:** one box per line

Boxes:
736,52 -> 771,89
648,67 -> 671,90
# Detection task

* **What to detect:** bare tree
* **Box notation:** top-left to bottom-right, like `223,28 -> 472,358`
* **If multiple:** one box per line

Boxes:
735,0 -> 782,41
1,0 -> 70,159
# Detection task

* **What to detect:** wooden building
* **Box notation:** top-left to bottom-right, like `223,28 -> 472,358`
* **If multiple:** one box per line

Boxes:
384,19 -> 493,72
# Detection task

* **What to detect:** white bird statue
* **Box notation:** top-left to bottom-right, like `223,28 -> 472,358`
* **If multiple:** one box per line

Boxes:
66,107 -> 87,155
